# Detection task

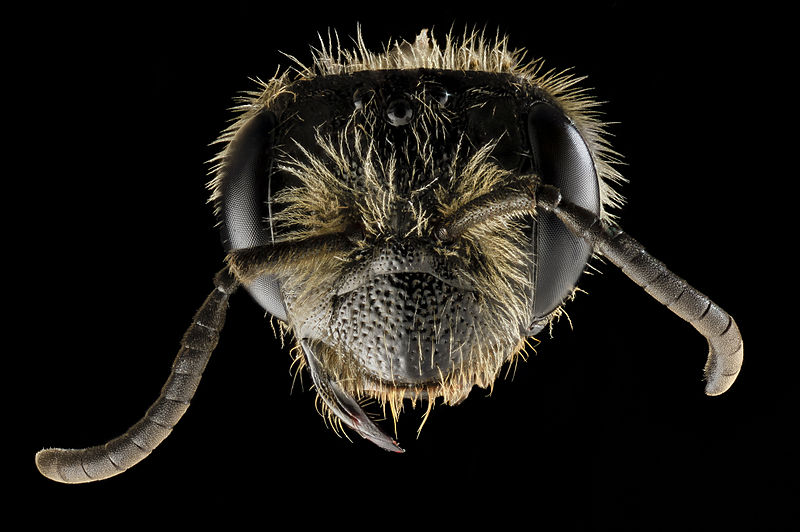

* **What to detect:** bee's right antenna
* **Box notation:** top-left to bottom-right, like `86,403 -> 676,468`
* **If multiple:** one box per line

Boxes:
35,268 -> 240,483
536,184 -> 743,395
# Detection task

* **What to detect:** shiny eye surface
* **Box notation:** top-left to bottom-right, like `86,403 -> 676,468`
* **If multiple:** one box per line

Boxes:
428,85 -> 450,106
386,98 -> 413,126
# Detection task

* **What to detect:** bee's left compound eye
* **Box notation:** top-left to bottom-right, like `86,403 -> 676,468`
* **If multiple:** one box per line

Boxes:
386,98 -> 413,126
528,102 -> 601,325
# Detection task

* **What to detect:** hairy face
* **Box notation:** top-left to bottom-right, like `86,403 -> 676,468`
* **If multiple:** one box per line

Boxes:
273,112 -> 534,411
211,29 -> 622,434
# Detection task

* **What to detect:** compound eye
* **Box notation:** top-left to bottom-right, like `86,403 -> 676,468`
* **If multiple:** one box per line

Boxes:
216,108 -> 288,322
386,98 -> 413,126
528,102 -> 601,322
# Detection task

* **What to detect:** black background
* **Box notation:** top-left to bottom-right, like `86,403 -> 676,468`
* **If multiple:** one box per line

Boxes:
13,1 -> 793,529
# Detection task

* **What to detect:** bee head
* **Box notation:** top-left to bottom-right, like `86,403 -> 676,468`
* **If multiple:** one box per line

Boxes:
211,28 -> 620,445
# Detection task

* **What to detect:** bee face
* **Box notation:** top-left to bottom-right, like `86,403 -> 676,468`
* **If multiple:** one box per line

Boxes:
267,70 -> 535,406
212,31 -> 622,430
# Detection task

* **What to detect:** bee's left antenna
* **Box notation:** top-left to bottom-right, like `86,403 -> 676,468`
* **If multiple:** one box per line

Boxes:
535,184 -> 743,395
35,268 -> 239,483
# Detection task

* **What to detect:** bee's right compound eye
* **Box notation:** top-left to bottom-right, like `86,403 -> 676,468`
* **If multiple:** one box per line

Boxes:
215,108 -> 288,322
527,102 -> 601,325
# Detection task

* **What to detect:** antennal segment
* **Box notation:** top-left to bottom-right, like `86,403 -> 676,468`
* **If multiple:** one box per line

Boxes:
536,184 -> 743,395
35,269 -> 239,483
